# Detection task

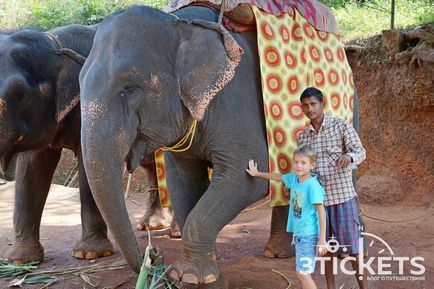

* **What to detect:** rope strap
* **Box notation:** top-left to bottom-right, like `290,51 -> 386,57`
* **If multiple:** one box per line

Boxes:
161,120 -> 197,152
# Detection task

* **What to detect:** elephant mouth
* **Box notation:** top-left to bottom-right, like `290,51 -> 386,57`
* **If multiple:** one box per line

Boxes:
0,151 -> 14,174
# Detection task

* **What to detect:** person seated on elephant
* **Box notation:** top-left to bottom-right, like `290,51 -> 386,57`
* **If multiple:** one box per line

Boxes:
297,87 -> 368,289
247,144 -> 327,289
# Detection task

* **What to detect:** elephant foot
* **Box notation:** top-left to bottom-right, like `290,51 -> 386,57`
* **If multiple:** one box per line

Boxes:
6,242 -> 44,264
72,235 -> 113,259
168,252 -> 219,285
136,207 -> 173,231
264,234 -> 295,259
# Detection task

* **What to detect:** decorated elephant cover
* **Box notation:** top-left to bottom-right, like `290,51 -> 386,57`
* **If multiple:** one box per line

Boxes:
252,6 -> 354,206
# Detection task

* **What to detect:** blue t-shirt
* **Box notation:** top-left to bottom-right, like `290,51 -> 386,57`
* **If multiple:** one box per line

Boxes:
282,173 -> 325,236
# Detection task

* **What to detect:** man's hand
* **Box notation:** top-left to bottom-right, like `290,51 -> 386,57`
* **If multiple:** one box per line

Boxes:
335,154 -> 352,168
246,159 -> 259,176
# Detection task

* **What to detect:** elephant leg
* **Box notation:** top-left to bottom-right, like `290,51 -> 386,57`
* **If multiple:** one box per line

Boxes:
6,148 -> 61,264
264,205 -> 295,258
167,158 -> 265,285
72,151 -> 113,259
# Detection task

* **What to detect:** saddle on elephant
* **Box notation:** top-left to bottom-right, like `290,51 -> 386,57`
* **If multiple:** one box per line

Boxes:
155,0 -> 354,207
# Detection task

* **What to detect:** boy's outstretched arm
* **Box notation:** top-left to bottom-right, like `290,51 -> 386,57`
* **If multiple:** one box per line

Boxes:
246,159 -> 282,181
316,203 -> 327,256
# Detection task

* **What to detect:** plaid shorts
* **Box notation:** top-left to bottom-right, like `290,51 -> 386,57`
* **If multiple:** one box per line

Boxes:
326,198 -> 361,255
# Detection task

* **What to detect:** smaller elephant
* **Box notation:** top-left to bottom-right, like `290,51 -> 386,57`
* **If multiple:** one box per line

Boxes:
0,25 -> 177,264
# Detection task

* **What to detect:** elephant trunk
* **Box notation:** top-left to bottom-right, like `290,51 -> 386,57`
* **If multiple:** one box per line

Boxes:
81,108 -> 142,272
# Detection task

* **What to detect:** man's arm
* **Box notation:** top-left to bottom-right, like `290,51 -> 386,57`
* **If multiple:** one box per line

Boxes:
246,160 -> 282,181
343,121 -> 366,165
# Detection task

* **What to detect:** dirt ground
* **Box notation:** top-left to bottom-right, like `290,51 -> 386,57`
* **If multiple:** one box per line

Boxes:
1,25 -> 434,288
1,181 -> 433,289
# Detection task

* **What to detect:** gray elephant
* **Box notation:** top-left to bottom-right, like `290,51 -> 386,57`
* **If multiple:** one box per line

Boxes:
0,25 -> 172,264
79,5 -> 294,286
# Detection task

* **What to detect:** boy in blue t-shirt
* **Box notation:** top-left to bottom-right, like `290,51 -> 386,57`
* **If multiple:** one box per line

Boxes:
247,144 -> 327,289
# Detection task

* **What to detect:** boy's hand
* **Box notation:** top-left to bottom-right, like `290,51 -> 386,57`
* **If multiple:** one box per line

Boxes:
246,160 -> 259,176
317,239 -> 328,256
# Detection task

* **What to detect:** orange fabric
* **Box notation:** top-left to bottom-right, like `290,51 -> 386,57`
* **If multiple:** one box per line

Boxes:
252,6 -> 354,206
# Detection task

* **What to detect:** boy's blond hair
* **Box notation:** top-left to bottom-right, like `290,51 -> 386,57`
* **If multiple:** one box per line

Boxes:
294,144 -> 317,163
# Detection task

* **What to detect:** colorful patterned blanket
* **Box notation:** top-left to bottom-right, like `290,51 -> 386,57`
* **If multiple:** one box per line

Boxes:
252,6 -> 354,206
156,4 -> 355,208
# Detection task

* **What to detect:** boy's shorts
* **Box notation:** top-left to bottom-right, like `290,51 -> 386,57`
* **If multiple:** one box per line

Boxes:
326,198 -> 361,255
294,235 -> 318,273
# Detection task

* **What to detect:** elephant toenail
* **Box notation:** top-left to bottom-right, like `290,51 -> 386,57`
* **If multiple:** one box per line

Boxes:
203,274 -> 217,284
102,250 -> 112,257
168,270 -> 180,281
85,252 -> 97,259
136,223 -> 147,231
12,260 -> 23,265
74,251 -> 85,259
181,273 -> 199,284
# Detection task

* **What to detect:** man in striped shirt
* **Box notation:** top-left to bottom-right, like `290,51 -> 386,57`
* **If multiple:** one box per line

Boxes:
297,87 -> 368,289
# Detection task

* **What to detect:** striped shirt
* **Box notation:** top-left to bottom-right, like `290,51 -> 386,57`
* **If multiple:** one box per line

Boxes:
297,116 -> 366,206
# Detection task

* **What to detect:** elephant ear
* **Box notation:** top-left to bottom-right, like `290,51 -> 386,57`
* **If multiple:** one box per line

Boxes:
55,57 -> 82,123
175,19 -> 244,121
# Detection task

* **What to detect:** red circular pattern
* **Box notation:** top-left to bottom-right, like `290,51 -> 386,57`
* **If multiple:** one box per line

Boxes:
324,48 -> 334,62
342,70 -> 347,84
270,185 -> 275,200
156,163 -> 166,181
314,69 -> 325,86
337,47 -> 345,62
273,128 -> 287,147
344,93 -> 348,108
288,102 -> 304,120
303,23 -> 315,39
349,72 -> 354,87
287,75 -> 299,94
264,47 -> 280,66
270,102 -> 283,120
350,95 -> 354,110
266,74 -> 282,93
328,69 -> 339,86
284,52 -> 297,68
330,93 -> 340,110
317,30 -> 329,41
293,127 -> 305,142
159,188 -> 168,204
279,25 -> 290,43
277,154 -> 291,173
291,23 -> 303,41
262,21 -> 275,40
309,45 -> 321,62
300,48 -> 307,64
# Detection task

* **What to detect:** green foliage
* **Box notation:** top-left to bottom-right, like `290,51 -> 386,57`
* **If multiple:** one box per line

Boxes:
330,0 -> 434,39
0,0 -> 432,38
0,0 -> 170,30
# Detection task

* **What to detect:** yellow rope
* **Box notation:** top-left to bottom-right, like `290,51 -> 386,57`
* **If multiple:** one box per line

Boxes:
161,120 -> 197,152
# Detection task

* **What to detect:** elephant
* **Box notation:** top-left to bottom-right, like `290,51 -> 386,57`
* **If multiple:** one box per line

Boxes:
79,5 -> 294,285
0,24 -> 175,264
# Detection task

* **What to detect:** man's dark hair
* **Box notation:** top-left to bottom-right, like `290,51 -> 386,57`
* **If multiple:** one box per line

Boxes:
300,87 -> 323,102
